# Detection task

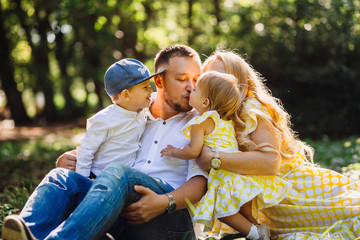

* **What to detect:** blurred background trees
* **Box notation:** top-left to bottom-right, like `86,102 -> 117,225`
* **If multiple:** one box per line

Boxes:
0,0 -> 359,139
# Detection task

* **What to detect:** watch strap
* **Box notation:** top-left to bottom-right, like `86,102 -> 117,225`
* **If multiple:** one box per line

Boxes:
165,192 -> 176,214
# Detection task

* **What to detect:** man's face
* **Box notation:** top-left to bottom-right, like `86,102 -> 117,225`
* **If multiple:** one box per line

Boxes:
161,56 -> 201,112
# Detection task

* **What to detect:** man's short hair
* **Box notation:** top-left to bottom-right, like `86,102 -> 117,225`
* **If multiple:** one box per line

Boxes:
154,45 -> 200,71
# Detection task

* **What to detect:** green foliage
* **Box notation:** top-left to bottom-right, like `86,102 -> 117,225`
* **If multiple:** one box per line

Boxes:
0,132 -> 80,234
319,220 -> 359,239
0,204 -> 19,236
0,132 -> 359,238
0,135 -> 78,192
0,0 -> 359,138
306,136 -> 360,177
3,185 -> 30,207
0,185 -> 33,236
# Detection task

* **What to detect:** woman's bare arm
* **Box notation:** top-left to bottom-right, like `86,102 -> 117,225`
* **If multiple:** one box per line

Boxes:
197,117 -> 281,175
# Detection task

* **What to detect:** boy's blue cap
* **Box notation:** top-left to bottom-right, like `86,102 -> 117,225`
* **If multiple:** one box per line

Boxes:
104,58 -> 164,96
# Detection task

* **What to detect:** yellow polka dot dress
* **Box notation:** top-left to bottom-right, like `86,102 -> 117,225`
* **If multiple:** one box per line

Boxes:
243,98 -> 360,239
181,110 -> 292,233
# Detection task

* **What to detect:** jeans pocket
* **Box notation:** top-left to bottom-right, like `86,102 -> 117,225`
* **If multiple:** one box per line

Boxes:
160,230 -> 195,240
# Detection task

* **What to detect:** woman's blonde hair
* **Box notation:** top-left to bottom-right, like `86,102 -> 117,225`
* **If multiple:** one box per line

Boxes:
197,71 -> 245,146
203,50 -> 314,163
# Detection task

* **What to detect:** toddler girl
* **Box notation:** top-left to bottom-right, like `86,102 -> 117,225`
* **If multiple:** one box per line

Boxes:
161,71 -> 291,240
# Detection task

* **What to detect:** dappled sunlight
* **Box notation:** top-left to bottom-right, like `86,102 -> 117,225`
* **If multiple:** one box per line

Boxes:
0,119 -> 15,130
0,119 -> 86,142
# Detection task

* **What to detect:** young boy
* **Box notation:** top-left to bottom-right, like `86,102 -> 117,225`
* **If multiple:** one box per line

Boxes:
75,58 -> 163,178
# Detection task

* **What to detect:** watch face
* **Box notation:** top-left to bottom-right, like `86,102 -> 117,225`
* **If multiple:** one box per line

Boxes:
211,158 -> 221,169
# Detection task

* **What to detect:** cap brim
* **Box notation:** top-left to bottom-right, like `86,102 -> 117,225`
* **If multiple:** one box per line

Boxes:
124,69 -> 165,91
143,69 -> 165,81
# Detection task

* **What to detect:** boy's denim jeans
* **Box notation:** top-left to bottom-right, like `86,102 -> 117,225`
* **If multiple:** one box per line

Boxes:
20,163 -> 195,240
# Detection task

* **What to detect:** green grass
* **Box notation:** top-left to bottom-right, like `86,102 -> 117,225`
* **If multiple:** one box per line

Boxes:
306,136 -> 360,181
0,131 -> 83,236
0,134 -> 359,238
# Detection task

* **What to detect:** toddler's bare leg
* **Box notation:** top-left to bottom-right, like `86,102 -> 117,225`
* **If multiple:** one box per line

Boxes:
219,213 -> 252,235
240,201 -> 258,225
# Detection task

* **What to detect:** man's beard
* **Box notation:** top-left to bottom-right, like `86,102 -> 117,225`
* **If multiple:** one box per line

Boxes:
164,94 -> 192,113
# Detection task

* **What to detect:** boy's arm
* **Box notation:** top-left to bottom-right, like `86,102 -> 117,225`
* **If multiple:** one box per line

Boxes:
76,119 -> 108,176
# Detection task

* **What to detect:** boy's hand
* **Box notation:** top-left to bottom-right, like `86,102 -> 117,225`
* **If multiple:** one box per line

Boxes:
160,145 -> 176,157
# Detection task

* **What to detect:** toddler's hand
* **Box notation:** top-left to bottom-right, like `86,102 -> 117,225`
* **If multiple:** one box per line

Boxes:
160,145 -> 176,157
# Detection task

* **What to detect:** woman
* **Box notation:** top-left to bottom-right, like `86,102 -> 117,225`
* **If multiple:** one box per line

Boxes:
197,50 -> 360,240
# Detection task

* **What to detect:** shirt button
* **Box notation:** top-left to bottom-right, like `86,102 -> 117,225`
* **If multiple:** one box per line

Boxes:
147,160 -> 151,164
163,121 -> 166,125
154,140 -> 158,144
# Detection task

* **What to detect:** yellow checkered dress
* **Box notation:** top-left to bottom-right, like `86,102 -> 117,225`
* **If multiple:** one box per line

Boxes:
181,110 -> 292,233
245,98 -> 360,239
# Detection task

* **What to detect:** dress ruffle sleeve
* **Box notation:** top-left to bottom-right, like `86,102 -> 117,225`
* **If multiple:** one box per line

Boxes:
243,97 -> 273,135
181,110 -> 220,138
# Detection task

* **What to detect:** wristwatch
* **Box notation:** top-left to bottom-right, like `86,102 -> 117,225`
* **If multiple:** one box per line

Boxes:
210,152 -> 221,170
165,192 -> 176,214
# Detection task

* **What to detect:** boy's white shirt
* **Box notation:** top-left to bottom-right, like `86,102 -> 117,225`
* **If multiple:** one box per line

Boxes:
76,104 -> 146,177
133,93 -> 208,189
76,92 -> 207,188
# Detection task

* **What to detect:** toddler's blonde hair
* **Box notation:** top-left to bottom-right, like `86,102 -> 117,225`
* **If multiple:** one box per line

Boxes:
197,71 -> 245,147
203,50 -> 314,163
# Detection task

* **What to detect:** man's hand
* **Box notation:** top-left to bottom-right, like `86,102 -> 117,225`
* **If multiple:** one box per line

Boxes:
56,150 -> 77,171
196,145 -> 212,172
121,185 -> 168,225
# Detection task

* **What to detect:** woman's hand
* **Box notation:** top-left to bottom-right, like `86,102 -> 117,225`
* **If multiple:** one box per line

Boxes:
56,150 -> 77,171
196,145 -> 213,172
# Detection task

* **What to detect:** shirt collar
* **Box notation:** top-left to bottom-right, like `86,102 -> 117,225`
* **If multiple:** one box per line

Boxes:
113,104 -> 138,117
144,108 -> 188,122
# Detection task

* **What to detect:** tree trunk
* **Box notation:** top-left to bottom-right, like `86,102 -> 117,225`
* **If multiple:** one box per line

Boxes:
213,0 -> 221,36
188,0 -> 194,45
54,28 -> 77,117
34,8 -> 57,121
14,0 -> 57,122
0,3 -> 30,125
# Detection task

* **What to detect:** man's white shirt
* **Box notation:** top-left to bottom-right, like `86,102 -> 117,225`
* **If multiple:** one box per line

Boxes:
134,106 -> 208,189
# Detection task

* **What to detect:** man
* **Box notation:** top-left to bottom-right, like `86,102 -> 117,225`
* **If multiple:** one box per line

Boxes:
2,45 -> 207,240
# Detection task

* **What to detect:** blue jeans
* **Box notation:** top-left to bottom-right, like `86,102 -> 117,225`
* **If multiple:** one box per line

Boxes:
20,163 -> 195,240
